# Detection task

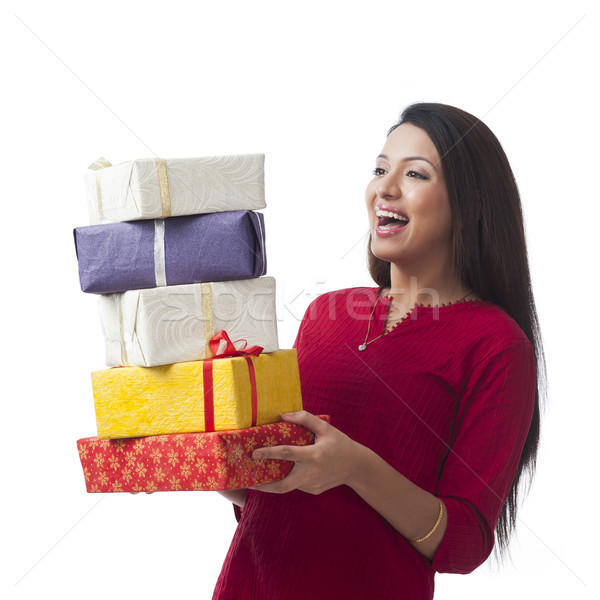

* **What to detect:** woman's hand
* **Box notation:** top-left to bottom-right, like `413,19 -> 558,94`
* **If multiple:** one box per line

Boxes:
250,410 -> 447,559
250,411 -> 365,495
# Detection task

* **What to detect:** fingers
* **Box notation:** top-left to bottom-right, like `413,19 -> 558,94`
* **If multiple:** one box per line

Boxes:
280,410 -> 330,436
249,450 -> 300,493
252,444 -> 305,462
249,413 -> 334,496
251,468 -> 325,496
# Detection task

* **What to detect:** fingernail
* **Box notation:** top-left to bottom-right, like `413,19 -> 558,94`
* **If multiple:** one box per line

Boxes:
252,451 -> 263,460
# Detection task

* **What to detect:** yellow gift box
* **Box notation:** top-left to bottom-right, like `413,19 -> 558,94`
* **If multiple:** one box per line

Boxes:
91,349 -> 302,439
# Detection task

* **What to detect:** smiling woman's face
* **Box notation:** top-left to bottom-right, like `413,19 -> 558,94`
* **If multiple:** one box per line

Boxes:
365,123 -> 454,276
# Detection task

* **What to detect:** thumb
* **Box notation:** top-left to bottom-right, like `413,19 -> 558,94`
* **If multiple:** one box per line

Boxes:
280,411 -> 330,436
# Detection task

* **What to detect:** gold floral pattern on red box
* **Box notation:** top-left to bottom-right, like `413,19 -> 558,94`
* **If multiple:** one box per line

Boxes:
77,417 -> 330,493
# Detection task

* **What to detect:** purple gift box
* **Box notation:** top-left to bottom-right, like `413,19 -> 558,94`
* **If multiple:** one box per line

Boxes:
74,211 -> 266,294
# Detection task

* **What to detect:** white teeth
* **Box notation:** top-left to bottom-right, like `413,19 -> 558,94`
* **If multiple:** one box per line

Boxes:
376,209 -> 408,222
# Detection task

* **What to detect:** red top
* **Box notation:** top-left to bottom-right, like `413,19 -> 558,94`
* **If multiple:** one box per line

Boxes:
213,288 -> 536,599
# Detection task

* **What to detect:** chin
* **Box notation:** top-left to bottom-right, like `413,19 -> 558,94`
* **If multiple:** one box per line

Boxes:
370,239 -> 398,264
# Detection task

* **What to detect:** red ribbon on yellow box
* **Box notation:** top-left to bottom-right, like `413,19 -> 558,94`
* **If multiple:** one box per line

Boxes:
203,330 -> 263,432
92,340 -> 302,439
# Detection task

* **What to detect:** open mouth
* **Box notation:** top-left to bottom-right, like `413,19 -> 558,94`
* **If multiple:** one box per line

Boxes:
376,209 -> 409,231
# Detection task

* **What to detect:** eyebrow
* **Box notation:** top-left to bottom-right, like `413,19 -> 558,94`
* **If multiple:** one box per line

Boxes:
377,154 -> 438,170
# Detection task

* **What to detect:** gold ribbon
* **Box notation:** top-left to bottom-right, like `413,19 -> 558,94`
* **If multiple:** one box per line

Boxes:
88,157 -> 172,219
201,283 -> 214,358
88,157 -> 112,170
154,158 -> 172,217
88,157 -> 112,218
113,294 -> 129,366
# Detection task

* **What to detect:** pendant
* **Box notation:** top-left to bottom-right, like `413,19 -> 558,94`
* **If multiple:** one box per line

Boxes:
358,344 -> 367,351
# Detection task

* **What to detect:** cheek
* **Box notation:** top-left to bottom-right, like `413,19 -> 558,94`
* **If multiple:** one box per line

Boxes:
414,196 -> 452,238
434,203 -> 453,240
438,197 -> 453,228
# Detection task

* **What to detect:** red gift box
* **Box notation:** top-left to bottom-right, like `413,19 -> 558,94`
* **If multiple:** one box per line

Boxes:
77,416 -> 330,493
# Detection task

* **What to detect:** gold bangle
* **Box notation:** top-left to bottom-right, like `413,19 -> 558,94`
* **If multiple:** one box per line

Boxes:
410,499 -> 444,543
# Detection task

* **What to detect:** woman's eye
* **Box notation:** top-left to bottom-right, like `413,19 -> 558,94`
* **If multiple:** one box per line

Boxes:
406,170 -> 428,180
372,167 -> 386,176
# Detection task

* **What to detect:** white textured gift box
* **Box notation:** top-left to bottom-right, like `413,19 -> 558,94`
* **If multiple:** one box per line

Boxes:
98,277 -> 279,367
85,154 -> 266,224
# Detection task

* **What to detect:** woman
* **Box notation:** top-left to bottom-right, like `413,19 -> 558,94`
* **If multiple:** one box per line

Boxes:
213,103 -> 545,599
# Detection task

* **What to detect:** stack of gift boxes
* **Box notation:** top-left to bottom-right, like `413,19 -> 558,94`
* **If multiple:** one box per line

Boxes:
74,155 -> 325,493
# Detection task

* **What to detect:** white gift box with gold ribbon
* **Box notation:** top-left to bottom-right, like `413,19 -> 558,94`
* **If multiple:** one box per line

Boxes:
85,154 -> 266,225
98,277 -> 279,367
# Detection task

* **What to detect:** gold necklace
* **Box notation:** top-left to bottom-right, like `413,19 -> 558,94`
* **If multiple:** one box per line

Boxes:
358,290 -> 473,352
357,296 -> 384,351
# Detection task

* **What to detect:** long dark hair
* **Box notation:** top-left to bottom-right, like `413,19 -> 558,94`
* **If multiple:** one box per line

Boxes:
368,102 -> 546,555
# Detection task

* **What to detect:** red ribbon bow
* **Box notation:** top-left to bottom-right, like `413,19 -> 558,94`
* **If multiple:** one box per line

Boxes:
203,331 -> 263,432
208,330 -> 264,359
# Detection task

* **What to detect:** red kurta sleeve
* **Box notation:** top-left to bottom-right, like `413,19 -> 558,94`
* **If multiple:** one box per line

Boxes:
431,338 -> 536,574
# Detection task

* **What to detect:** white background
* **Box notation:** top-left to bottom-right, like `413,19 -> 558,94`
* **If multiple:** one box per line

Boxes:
1,1 -> 598,598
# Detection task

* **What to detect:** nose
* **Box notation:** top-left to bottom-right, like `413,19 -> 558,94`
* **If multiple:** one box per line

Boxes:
376,172 -> 401,200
